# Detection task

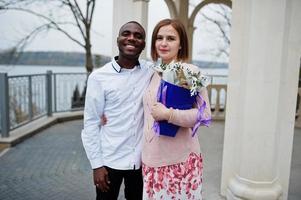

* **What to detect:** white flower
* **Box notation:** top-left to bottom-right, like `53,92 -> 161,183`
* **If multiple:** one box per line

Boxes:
153,61 -> 210,96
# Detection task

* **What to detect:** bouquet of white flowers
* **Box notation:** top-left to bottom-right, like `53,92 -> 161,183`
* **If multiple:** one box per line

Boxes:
153,60 -> 210,137
153,60 -> 210,96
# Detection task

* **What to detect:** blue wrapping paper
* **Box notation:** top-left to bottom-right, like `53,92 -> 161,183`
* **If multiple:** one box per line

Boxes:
154,79 -> 197,137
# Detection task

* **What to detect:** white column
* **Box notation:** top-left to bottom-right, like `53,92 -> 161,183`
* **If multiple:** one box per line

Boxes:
221,0 -> 301,199
173,0 -> 193,61
112,0 -> 149,58
173,0 -> 188,22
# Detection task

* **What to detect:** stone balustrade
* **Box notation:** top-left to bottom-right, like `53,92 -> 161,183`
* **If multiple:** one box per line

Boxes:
207,84 -> 227,120
207,85 -> 301,128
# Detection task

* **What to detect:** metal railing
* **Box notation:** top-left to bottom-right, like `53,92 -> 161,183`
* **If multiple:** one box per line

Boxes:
8,73 -> 48,130
52,72 -> 87,112
0,71 -> 87,137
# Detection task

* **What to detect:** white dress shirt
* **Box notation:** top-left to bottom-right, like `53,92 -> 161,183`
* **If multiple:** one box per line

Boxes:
81,57 -> 154,170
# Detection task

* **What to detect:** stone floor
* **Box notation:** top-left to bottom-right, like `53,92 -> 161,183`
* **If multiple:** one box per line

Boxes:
0,120 -> 300,200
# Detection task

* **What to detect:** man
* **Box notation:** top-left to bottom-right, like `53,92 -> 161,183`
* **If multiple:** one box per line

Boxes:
81,21 -> 153,200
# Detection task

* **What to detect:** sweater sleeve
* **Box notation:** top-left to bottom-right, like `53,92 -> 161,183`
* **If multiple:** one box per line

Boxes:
167,107 -> 198,128
167,87 -> 212,132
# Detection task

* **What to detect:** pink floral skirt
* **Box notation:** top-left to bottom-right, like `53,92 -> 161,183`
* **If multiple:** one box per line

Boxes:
142,153 -> 203,200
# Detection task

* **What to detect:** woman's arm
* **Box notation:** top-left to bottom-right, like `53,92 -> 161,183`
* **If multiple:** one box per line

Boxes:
150,87 -> 211,128
169,87 -> 211,128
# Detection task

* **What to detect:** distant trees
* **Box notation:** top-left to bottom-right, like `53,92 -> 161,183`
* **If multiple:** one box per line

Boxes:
0,51 -> 110,66
0,0 -> 96,73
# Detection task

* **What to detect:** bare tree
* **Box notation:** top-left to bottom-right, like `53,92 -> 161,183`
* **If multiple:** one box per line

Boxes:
190,3 -> 232,61
0,0 -> 96,73
201,4 -> 231,58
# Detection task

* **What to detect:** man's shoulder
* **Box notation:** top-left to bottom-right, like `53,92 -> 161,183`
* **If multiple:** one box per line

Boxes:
88,62 -> 113,80
91,62 -> 112,74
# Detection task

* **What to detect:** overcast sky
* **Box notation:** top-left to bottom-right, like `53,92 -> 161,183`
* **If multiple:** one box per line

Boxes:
0,0 -> 230,62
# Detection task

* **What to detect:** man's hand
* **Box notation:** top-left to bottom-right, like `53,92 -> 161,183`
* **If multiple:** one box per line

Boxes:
93,167 -> 110,192
151,102 -> 171,121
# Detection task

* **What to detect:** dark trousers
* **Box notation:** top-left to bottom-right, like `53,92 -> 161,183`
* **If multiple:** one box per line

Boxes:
96,166 -> 143,200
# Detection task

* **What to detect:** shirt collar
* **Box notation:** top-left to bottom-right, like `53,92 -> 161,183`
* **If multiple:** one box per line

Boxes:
111,56 -> 141,73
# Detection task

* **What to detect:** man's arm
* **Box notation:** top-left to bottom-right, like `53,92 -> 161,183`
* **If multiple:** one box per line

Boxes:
81,72 -> 105,168
81,73 -> 111,191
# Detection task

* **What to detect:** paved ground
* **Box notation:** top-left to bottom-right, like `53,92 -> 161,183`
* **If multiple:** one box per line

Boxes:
288,125 -> 301,200
0,121 -> 94,200
0,120 -> 300,200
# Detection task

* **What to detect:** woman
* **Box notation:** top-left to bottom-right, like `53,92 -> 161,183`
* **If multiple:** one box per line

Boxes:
142,19 -> 211,199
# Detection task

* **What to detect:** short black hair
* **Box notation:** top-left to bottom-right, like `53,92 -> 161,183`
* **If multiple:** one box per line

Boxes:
119,21 -> 146,38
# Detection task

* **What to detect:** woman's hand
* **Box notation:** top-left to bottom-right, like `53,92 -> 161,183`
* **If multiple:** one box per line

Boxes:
151,102 -> 171,121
